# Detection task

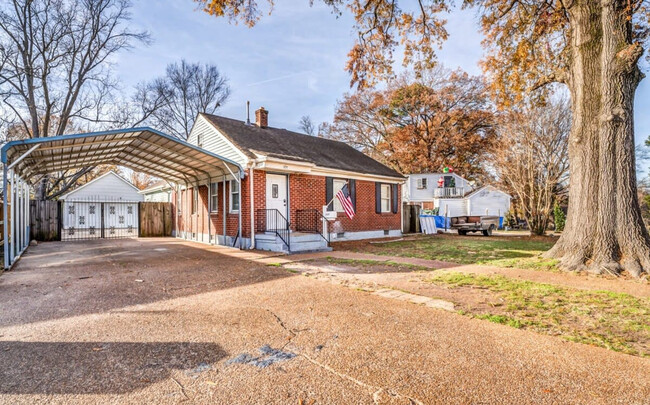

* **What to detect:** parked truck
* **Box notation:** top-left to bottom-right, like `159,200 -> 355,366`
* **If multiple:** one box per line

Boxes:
450,215 -> 500,236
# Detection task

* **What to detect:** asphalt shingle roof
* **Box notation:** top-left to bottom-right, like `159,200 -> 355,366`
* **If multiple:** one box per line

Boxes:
201,113 -> 404,179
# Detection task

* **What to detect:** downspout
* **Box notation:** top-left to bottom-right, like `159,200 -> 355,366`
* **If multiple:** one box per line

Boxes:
222,174 -> 226,245
207,174 -> 212,244
400,181 -> 405,234
249,165 -> 255,249
238,170 -> 243,249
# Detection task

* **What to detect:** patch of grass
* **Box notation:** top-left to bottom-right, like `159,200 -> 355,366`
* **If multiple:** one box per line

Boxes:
325,257 -> 432,271
266,262 -> 282,267
429,272 -> 650,357
347,235 -> 557,270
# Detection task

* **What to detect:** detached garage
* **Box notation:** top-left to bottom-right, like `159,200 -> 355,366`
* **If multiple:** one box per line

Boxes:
59,171 -> 143,240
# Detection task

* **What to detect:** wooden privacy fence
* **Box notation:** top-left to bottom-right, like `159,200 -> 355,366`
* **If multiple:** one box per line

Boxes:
29,200 -> 174,241
30,200 -> 61,241
139,202 -> 173,237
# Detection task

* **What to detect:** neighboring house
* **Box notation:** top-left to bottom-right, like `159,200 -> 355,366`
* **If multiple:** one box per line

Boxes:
403,173 -> 511,218
140,180 -> 172,202
174,107 -> 405,252
60,171 -> 143,239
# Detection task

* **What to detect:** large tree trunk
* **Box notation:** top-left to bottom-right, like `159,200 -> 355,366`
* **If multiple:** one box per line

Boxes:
545,1 -> 650,277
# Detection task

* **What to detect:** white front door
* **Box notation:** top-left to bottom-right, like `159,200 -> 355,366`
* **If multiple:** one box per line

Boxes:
266,174 -> 287,230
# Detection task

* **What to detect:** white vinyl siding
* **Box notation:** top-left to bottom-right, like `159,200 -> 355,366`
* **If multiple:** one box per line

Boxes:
467,187 -> 511,216
380,184 -> 391,213
230,180 -> 240,212
332,179 -> 346,212
62,172 -> 143,202
435,198 -> 468,217
210,182 -> 218,213
404,173 -> 473,202
187,115 -> 248,167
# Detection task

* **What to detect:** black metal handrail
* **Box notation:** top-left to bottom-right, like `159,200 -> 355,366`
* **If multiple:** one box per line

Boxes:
295,209 -> 330,245
256,209 -> 290,251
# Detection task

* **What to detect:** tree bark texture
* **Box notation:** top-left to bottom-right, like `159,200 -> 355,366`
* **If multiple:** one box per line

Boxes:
545,1 -> 650,276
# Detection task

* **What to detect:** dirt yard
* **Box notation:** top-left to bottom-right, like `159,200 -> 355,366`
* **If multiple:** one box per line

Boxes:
1,238 -> 649,404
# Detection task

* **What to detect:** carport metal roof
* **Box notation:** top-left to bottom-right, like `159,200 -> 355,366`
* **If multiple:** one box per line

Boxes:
0,127 -> 243,185
1,127 -> 245,270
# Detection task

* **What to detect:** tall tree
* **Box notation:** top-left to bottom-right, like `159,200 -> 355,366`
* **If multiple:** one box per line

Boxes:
136,60 -> 230,140
195,0 -> 650,276
329,69 -> 496,179
492,97 -> 570,235
0,0 -> 149,199
298,115 -> 316,136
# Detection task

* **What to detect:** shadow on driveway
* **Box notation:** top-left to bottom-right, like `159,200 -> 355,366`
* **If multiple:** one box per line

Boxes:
0,340 -> 225,394
0,238 -> 293,327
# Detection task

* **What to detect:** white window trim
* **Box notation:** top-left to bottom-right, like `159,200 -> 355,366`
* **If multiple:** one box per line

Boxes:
229,180 -> 240,213
417,178 -> 427,189
209,182 -> 219,213
380,184 -> 391,213
332,178 -> 347,213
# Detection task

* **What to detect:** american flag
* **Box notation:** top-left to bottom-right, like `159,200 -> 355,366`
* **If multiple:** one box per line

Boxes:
336,183 -> 355,219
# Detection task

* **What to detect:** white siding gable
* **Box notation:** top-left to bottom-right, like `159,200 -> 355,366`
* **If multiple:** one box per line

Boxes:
466,186 -> 511,216
188,115 -> 249,167
62,172 -> 143,202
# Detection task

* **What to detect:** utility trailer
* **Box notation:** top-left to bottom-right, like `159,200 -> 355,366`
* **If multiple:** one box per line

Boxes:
450,215 -> 500,236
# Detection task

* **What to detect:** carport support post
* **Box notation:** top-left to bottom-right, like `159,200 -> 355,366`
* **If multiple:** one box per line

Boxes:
11,169 -> 16,260
3,164 -> 9,269
222,175 -> 226,245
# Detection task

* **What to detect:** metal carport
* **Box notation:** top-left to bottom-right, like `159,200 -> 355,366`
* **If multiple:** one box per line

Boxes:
1,127 -> 244,269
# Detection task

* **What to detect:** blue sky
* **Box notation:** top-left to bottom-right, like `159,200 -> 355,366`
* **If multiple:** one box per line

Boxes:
116,0 -> 650,148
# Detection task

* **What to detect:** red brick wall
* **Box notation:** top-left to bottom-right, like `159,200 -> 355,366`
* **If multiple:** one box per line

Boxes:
287,173 -> 401,234
173,170 -> 401,240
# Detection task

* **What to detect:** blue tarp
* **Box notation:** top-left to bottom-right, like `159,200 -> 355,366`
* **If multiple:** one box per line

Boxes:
419,215 -> 504,231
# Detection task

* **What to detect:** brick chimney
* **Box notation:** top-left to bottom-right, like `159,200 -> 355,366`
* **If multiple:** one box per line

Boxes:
255,107 -> 268,128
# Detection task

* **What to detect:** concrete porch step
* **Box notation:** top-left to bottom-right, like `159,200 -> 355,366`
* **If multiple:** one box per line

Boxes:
255,231 -> 330,253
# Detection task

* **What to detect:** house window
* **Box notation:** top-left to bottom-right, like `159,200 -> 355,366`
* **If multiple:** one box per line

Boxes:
230,180 -> 240,213
192,188 -> 198,214
197,133 -> 204,148
444,176 -> 455,188
381,184 -> 391,213
417,178 -> 428,189
332,179 -> 347,212
210,182 -> 219,213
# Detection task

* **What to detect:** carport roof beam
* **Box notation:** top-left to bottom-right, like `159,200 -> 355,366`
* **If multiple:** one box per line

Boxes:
1,127 -> 243,186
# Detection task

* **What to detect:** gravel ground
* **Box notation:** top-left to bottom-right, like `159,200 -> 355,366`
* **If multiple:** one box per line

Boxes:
0,238 -> 648,404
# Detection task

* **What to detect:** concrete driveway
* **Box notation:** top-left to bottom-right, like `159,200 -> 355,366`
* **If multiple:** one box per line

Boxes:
0,238 -> 648,404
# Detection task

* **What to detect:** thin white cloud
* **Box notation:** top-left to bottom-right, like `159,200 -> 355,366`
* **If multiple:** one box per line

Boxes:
246,71 -> 313,87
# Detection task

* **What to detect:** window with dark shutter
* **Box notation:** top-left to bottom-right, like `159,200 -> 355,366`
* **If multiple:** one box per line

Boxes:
375,182 -> 382,213
391,184 -> 398,214
349,179 -> 356,211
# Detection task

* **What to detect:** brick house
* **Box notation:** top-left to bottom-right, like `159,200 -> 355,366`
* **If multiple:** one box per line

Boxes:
173,107 -> 405,252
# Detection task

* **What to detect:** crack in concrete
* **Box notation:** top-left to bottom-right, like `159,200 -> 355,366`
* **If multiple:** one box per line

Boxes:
301,353 -> 423,405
